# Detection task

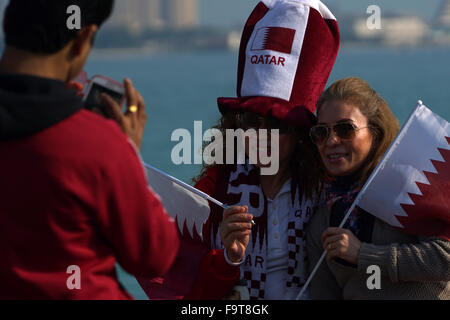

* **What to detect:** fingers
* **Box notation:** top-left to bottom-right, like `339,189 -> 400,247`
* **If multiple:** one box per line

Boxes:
123,79 -> 147,140
223,229 -> 251,242
322,228 -> 361,264
323,233 -> 347,262
220,208 -> 253,234
124,78 -> 139,119
224,206 -> 247,216
101,93 -> 123,125
220,206 -> 254,263
221,222 -> 253,240
321,227 -> 346,243
220,206 -> 253,246
222,206 -> 253,236
326,247 -> 344,262
322,234 -> 345,251
223,206 -> 252,222
124,78 -> 138,107
225,213 -> 254,224
137,91 -> 147,121
225,233 -> 250,263
97,78 -> 147,151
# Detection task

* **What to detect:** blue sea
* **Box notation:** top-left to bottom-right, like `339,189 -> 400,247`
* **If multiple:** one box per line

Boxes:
85,46 -> 450,299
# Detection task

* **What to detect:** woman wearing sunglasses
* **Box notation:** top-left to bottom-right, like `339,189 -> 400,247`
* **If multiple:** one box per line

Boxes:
307,77 -> 450,299
137,0 -> 338,301
186,109 -> 322,300
138,0 -> 340,300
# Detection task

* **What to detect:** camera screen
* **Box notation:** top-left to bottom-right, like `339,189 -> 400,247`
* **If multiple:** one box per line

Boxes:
84,83 -> 124,116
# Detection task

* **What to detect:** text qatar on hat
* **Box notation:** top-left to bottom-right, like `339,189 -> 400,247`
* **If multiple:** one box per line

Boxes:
218,0 -> 340,127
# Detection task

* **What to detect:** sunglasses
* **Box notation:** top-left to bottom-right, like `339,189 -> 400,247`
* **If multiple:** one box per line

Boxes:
310,121 -> 369,145
235,112 -> 295,134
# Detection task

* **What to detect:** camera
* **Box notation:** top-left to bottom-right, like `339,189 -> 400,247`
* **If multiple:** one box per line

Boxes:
82,75 -> 125,118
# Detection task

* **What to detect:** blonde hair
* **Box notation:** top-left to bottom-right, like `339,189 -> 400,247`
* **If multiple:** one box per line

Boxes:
317,77 -> 400,184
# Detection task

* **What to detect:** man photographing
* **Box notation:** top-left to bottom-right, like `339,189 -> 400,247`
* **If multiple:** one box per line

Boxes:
0,0 -> 179,299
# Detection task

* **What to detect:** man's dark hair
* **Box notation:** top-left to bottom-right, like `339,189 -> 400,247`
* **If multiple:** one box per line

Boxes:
3,0 -> 114,54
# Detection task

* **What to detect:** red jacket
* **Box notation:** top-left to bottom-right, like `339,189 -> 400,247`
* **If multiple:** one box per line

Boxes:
0,73 -> 179,299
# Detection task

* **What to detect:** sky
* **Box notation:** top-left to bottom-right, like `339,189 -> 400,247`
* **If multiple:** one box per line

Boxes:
200,0 -> 444,27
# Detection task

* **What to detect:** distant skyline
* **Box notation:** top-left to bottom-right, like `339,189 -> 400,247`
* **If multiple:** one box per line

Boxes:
0,0 -> 445,29
200,0 -> 443,27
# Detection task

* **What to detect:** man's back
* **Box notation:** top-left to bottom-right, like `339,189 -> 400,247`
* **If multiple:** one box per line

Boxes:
0,73 -> 179,299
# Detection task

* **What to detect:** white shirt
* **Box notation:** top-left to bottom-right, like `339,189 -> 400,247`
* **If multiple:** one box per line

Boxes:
225,178 -> 301,299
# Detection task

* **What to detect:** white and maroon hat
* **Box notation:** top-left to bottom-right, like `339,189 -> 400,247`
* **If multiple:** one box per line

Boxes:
218,0 -> 340,127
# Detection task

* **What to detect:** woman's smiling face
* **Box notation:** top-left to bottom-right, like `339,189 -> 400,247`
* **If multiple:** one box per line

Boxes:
316,100 -> 374,177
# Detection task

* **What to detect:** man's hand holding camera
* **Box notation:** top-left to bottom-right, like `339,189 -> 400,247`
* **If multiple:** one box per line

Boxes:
101,78 -> 147,150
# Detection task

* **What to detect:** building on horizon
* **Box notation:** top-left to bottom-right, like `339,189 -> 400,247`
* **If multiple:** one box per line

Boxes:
436,0 -> 450,28
163,0 -> 198,29
430,0 -> 450,45
353,15 -> 429,47
106,0 -> 198,32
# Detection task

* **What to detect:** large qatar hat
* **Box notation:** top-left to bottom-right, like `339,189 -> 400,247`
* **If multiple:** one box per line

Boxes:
218,0 -> 340,127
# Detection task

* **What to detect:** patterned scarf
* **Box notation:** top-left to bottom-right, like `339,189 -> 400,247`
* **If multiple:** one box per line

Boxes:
209,162 -> 317,300
325,175 -> 375,267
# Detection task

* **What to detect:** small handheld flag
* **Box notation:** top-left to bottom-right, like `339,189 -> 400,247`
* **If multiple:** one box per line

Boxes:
356,102 -> 449,239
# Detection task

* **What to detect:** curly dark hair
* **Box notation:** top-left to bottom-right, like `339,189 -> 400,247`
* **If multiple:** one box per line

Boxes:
193,109 -> 325,200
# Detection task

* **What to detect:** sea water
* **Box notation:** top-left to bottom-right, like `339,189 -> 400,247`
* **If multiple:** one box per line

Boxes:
85,46 -> 450,299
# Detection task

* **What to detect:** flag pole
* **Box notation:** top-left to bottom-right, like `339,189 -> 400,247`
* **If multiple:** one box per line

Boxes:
144,163 -> 229,209
296,200 -> 359,300
143,163 -> 256,225
296,101 -> 424,300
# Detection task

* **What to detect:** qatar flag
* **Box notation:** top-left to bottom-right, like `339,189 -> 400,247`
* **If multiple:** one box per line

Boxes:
251,27 -> 296,54
137,165 -> 212,299
144,164 -> 210,240
356,102 -> 450,241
